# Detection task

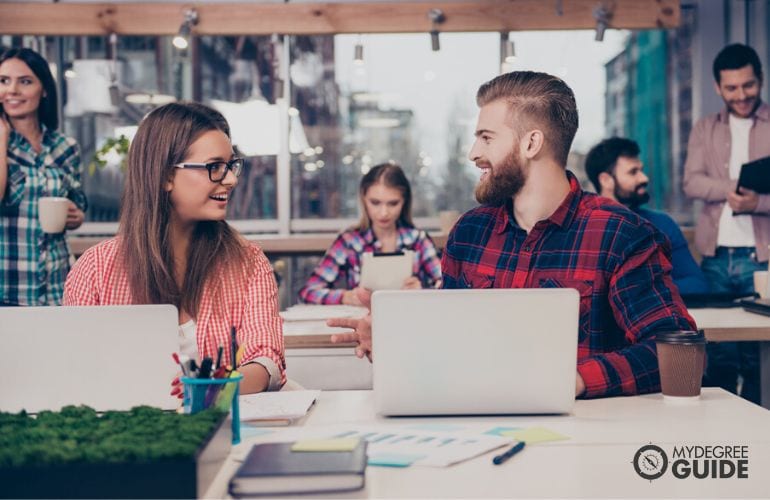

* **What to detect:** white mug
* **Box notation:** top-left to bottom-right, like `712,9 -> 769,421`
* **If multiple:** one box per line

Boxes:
38,197 -> 70,234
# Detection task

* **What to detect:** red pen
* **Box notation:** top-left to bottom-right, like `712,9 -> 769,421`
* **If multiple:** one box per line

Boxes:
172,352 -> 189,376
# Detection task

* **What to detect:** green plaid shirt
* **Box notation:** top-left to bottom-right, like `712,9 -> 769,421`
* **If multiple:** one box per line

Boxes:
1,125 -> 87,306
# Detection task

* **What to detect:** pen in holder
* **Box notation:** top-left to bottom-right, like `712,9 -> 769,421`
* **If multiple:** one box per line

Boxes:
181,372 -> 243,444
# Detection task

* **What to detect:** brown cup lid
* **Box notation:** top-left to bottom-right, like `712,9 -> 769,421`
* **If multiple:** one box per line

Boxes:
655,329 -> 705,345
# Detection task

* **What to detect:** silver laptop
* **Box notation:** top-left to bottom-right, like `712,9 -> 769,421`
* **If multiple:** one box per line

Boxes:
0,305 -> 180,412
371,288 -> 579,415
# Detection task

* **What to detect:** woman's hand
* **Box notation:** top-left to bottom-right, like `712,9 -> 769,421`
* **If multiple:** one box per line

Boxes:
342,287 -> 365,306
401,276 -> 421,290
170,372 -> 183,399
65,201 -> 85,230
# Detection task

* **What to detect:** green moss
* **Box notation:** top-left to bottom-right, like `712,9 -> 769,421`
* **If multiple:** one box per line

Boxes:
0,405 -> 226,468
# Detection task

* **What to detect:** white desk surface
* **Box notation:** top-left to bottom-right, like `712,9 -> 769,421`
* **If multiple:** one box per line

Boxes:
690,307 -> 770,340
206,388 -> 770,499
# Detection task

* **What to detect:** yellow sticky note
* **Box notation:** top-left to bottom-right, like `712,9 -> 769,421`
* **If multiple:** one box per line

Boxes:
501,427 -> 570,444
291,438 -> 360,452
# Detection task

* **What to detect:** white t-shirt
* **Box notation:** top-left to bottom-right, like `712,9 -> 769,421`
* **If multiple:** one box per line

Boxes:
717,114 -> 756,247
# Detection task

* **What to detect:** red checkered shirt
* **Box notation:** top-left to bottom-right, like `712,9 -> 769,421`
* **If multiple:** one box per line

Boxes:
63,237 -> 286,385
442,172 -> 696,398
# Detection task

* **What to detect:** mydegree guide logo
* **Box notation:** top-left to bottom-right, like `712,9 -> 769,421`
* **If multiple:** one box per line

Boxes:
633,443 -> 749,481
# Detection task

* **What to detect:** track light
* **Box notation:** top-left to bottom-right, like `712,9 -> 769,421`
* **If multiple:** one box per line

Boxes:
172,8 -> 199,50
500,32 -> 516,64
593,2 -> 612,42
354,35 -> 364,65
108,32 -> 120,106
428,8 -> 446,52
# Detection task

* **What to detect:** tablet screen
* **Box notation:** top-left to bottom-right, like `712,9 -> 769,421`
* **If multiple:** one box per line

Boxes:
359,251 -> 414,290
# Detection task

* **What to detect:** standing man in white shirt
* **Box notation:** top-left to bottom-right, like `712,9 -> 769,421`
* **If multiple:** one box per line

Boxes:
683,44 -> 770,404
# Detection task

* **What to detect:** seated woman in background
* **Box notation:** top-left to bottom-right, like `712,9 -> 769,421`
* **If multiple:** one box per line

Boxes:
299,162 -> 442,305
0,47 -> 87,306
64,102 -> 285,395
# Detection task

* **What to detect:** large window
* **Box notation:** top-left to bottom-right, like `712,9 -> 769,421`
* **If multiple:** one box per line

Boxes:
2,30 -> 634,236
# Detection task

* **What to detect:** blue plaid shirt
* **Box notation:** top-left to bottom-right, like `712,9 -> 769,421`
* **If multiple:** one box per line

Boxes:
0,126 -> 87,305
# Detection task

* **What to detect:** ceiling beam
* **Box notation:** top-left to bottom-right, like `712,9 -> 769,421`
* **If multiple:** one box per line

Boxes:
0,1 -> 679,36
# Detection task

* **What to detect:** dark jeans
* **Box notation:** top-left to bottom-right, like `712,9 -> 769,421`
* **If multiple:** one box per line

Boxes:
701,247 -> 763,405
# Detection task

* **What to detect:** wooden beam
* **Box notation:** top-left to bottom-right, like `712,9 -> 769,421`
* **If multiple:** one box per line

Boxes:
0,1 -> 679,36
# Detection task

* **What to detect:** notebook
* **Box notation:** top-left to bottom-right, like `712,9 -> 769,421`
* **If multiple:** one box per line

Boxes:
371,288 -> 579,416
740,297 -> 770,317
0,305 -> 179,412
238,390 -> 320,425
228,440 -> 367,497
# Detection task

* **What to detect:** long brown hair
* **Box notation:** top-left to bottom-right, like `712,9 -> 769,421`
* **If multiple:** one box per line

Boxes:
355,162 -> 414,231
118,101 -> 247,317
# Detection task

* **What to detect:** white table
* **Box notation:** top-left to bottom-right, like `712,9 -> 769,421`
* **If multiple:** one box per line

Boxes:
689,308 -> 770,409
206,389 -> 770,498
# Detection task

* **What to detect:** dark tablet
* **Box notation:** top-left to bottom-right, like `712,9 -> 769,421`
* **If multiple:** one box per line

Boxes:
737,156 -> 770,194
681,292 -> 756,309
740,297 -> 770,317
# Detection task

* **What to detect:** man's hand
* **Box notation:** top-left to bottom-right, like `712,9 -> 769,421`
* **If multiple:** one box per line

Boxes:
728,188 -> 759,213
575,372 -> 586,397
329,288 -> 373,361
65,201 -> 85,230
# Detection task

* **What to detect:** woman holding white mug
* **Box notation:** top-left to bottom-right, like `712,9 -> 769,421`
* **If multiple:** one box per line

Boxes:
0,47 -> 87,306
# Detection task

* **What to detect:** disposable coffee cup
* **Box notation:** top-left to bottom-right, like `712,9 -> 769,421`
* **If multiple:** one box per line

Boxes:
38,196 -> 70,233
656,330 -> 706,400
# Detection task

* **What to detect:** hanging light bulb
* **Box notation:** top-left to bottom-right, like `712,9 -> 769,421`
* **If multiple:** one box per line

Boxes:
172,8 -> 199,50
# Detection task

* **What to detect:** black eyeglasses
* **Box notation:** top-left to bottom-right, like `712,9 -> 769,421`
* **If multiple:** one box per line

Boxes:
173,157 -> 244,182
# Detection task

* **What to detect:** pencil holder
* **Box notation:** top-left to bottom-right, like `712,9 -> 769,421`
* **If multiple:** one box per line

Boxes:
181,372 -> 243,444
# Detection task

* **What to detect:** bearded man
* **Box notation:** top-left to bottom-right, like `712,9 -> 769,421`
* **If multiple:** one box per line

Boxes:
441,71 -> 694,398
585,137 -> 709,294
332,71 -> 695,399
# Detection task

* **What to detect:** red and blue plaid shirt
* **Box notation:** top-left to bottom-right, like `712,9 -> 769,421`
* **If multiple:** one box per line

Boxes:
442,172 -> 695,398
299,224 -> 442,304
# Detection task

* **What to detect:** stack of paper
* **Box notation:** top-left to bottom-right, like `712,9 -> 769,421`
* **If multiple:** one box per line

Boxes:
239,390 -> 320,425
280,305 -> 368,322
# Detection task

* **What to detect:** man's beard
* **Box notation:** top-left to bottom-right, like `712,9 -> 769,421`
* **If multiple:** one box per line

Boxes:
726,95 -> 761,118
474,149 -> 527,206
614,182 -> 650,209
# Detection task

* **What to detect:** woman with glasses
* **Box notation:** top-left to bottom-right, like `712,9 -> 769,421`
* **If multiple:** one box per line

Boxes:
0,47 -> 87,306
299,162 -> 442,305
64,101 -> 285,395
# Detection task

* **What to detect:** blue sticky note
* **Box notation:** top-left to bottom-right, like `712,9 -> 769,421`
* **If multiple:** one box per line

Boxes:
240,426 -> 274,439
406,423 -> 464,432
368,453 -> 425,467
484,426 -> 521,436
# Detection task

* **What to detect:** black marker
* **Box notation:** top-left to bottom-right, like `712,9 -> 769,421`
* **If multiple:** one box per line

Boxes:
492,441 -> 525,465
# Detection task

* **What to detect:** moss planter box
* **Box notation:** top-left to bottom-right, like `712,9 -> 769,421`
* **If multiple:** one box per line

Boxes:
0,406 -> 231,499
